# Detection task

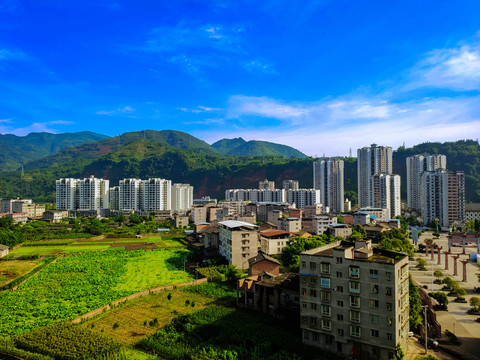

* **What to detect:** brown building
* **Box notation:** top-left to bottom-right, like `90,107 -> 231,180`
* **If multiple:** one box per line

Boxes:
248,252 -> 280,276
260,229 -> 291,255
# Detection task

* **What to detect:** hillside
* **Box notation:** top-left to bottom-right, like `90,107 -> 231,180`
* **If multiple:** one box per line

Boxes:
0,131 -> 108,172
212,138 -> 307,158
24,130 -> 219,170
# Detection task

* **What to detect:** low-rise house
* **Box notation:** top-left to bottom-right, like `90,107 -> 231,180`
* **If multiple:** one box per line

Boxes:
328,224 -> 352,239
0,244 -> 9,258
260,229 -> 291,255
248,252 -> 281,276
5,212 -> 28,224
363,223 -> 390,241
174,214 -> 189,228
281,217 -> 301,233
42,210 -> 69,223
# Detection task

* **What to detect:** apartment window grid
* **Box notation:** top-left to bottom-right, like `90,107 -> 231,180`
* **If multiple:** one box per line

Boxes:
321,278 -> 330,289
349,281 -> 360,293
369,269 -> 379,278
350,325 -> 361,338
349,266 -> 359,278
321,305 -> 331,317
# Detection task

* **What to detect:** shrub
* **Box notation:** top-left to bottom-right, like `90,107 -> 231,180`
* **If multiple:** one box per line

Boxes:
416,258 -> 427,269
430,292 -> 448,308
470,297 -> 480,311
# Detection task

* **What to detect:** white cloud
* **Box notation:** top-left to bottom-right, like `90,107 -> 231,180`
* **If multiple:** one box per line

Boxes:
0,48 -> 27,62
0,120 -> 74,136
228,96 -> 309,120
178,106 -> 221,114
96,106 -> 135,115
415,44 -> 480,90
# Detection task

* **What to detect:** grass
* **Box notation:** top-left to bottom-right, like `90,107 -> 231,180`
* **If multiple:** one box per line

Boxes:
10,236 -> 186,257
0,259 -> 43,287
0,249 -> 193,337
83,283 -> 232,345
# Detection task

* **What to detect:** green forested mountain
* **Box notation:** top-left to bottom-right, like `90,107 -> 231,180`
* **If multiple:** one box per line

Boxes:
212,138 -> 307,158
0,131 -> 108,172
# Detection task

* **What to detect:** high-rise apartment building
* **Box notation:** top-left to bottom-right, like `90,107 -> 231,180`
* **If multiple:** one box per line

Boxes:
225,189 -> 286,203
300,240 -> 409,360
421,170 -> 465,227
286,189 -> 321,209
313,159 -> 344,212
109,186 -> 120,211
78,176 -> 109,211
171,183 -> 193,212
283,180 -> 299,190
259,179 -> 275,190
142,178 -> 172,211
406,154 -> 446,210
370,174 -> 401,218
357,144 -> 392,208
119,178 -> 142,211
56,178 -> 78,210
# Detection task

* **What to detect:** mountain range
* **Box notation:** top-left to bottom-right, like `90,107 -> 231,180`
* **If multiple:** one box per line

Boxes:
0,130 -> 478,204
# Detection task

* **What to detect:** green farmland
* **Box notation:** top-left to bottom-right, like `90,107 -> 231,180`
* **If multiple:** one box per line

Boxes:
9,236 -> 186,257
0,248 -> 193,336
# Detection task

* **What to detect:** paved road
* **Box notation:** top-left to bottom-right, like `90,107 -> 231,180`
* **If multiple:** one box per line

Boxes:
409,231 -> 480,360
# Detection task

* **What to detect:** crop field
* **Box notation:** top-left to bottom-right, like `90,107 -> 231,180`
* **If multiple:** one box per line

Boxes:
0,249 -> 193,336
9,236 -> 186,257
0,259 -> 42,286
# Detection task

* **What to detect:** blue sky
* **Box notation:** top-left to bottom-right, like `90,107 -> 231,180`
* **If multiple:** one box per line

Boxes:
1,1 -> 480,156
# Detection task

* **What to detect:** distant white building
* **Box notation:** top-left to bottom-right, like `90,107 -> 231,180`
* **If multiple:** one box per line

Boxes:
286,189 -> 320,209
119,178 -> 142,211
56,176 -> 109,212
259,179 -> 275,190
142,178 -> 172,211
171,183 -> 193,212
370,174 -> 401,218
56,178 -> 78,211
313,159 -> 344,212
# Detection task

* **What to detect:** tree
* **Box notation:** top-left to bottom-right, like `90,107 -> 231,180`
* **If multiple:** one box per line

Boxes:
430,292 -> 448,308
390,343 -> 405,360
224,265 -> 241,283
409,276 -> 423,330
455,287 -> 466,299
280,235 -> 335,270
416,258 -> 427,270
442,277 -> 454,289
433,270 -> 444,281
470,297 -> 480,311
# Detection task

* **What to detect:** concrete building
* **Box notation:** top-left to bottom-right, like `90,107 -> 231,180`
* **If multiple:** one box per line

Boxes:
260,229 -> 291,255
218,220 -> 259,269
109,186 -> 120,211
171,183 -> 193,212
465,203 -> 480,221
259,179 -> 275,190
281,217 -> 301,233
406,154 -> 446,211
421,170 -> 465,227
119,178 -> 142,211
42,210 -> 69,223
142,178 -> 172,211
225,189 -> 286,203
12,201 -> 45,218
313,159 -> 344,212
283,180 -> 299,190
357,144 -> 392,209
78,176 -> 109,211
286,189 -> 321,209
0,244 -> 9,258
56,178 -> 78,211
369,174 -> 401,218
300,240 -> 409,360
312,215 -> 338,235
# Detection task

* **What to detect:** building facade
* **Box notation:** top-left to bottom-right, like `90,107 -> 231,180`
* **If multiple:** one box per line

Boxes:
259,179 -> 275,190
313,159 -> 344,212
300,240 -> 409,360
369,174 -> 401,218
56,178 -> 78,211
283,180 -> 300,190
357,144 -> 392,209
406,154 -> 446,211
171,183 -> 193,212
421,170 -> 465,227
218,220 -> 259,269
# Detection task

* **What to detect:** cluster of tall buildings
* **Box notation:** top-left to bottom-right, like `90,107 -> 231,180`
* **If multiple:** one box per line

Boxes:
406,154 -> 464,227
56,176 -> 193,213
225,179 -> 319,209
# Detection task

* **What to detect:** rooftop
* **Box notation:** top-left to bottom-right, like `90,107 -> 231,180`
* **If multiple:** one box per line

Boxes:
219,220 -> 258,229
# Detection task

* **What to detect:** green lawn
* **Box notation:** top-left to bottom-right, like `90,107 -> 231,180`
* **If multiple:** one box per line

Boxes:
0,249 -> 193,337
0,259 -> 43,287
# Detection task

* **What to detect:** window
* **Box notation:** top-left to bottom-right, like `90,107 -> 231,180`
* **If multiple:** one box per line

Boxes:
370,299 -> 379,308
370,329 -> 379,338
310,262 -> 316,270
337,285 -> 344,293
386,272 -> 392,281
311,303 -> 317,310
312,332 -> 319,342
386,287 -> 392,296
336,257 -> 343,264
338,329 -> 345,336
302,302 -> 307,309
386,302 -> 392,311
321,291 -> 330,302
370,314 -> 379,323
370,284 -> 379,294
321,263 -> 330,274
337,300 -> 344,307
349,281 -> 360,293
304,330 -> 310,340
369,269 -> 379,278
309,276 -> 316,284
310,317 -> 318,326
387,333 -> 393,341
321,305 -> 331,317
401,265 -> 407,277
349,310 -> 361,323
301,261 -> 306,269
301,288 -> 307,296
310,289 -> 317,297
336,271 -> 343,278
321,319 -> 331,330
350,296 -> 360,308
349,266 -> 359,278
302,316 -> 308,324
350,325 -> 361,338
337,314 -> 344,321
321,278 -> 330,289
